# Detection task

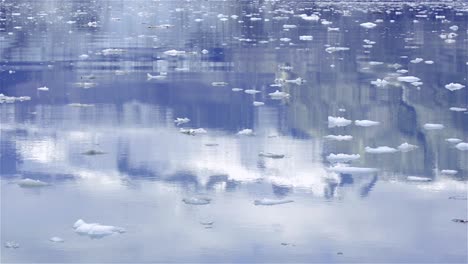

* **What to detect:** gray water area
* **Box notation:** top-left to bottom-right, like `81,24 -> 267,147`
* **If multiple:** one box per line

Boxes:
1,0 -> 467,262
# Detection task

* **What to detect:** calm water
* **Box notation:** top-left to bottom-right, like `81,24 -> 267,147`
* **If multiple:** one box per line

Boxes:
1,0 -> 467,263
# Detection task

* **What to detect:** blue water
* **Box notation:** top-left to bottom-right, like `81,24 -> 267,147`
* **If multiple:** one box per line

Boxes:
1,0 -> 467,262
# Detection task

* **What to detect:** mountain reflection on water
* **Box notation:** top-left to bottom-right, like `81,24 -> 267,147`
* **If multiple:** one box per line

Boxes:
1,0 -> 467,263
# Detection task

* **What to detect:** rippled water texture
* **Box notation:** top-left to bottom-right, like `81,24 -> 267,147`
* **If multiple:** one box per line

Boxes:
1,0 -> 467,263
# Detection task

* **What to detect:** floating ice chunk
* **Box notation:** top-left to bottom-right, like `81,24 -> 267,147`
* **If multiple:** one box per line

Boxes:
17,178 -> 49,188
371,79 -> 388,87
365,146 -> 398,154
285,77 -> 305,85
253,101 -> 264,106
163,49 -> 185,56
101,49 -> 125,56
4,241 -> 19,249
326,153 -> 360,163
446,138 -> 462,143
74,82 -> 96,89
325,47 -> 349,53
174,117 -> 190,126
397,69 -> 408,74
398,142 -> 418,152
455,142 -> 468,151
424,60 -> 434,64
79,54 -> 89,60
328,116 -> 352,128
49,237 -> 64,243
397,76 -> 421,83
369,61 -> 383,66
410,58 -> 424,64
329,165 -> 378,174
411,82 -> 423,87
269,90 -> 290,99
283,24 -> 297,29
180,128 -> 207,136
258,152 -> 285,159
73,219 -> 125,238
0,94 -> 31,103
68,103 -> 94,107
328,27 -> 339,32
299,35 -> 313,41
300,14 -> 319,21
279,38 -> 291,42
449,107 -> 467,112
355,120 -> 380,127
423,123 -> 444,130
441,170 -> 457,175
232,88 -> 243,92
201,49 -> 209,54
211,82 -> 228,87
147,73 -> 166,80
407,176 -> 431,182
237,129 -> 254,136
37,86 -> 49,91
244,89 -> 261,94
82,150 -> 106,155
445,83 -> 465,91
324,135 -> 353,141
254,198 -> 293,206
88,21 -> 98,27
360,22 -> 377,29
449,25 -> 459,31
182,197 -> 211,205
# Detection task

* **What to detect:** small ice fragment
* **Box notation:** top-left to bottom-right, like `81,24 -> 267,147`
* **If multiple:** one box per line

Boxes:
201,49 -> 209,54
325,47 -> 349,53
211,82 -> 228,87
449,107 -> 467,112
299,35 -> 313,41
174,117 -> 190,126
73,219 -> 125,238
329,165 -> 378,174
37,86 -> 49,91
410,58 -> 424,64
237,129 -> 254,136
79,54 -> 89,60
446,138 -> 462,143
82,150 -> 106,155
449,25 -> 459,31
441,170 -> 457,175
180,128 -> 207,136
254,198 -> 294,206
424,60 -> 434,64
452,219 -> 468,224
4,241 -> 19,249
101,49 -> 125,56
324,135 -> 353,141
182,197 -> 211,205
328,116 -> 352,128
269,90 -> 290,99
244,89 -> 261,94
407,176 -> 432,182
371,79 -> 388,87
147,73 -> 167,80
455,142 -> 468,151
397,142 -> 418,152
253,101 -> 264,106
423,123 -> 444,130
68,103 -> 94,107
326,153 -> 360,163
445,83 -> 465,91
360,22 -> 377,29
232,88 -> 243,92
163,49 -> 185,56
355,120 -> 380,127
49,237 -> 64,243
258,152 -> 285,159
397,76 -> 421,83
17,178 -> 49,188
365,146 -> 398,154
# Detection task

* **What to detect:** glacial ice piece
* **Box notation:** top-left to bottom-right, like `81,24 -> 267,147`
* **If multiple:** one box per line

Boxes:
253,101 -> 264,106
299,35 -> 313,41
455,142 -> 468,151
328,116 -> 352,128
445,83 -> 465,91
324,135 -> 353,141
423,123 -> 444,130
0,94 -> 31,103
397,76 -> 421,83
446,138 -> 462,143
441,170 -> 457,175
407,176 -> 432,182
355,120 -> 380,127
254,198 -> 294,206
360,22 -> 377,29
174,117 -> 190,126
410,58 -> 424,64
68,103 -> 94,107
211,82 -> 228,87
258,152 -> 285,159
371,79 -> 388,87
49,237 -> 64,243
147,73 -> 167,80
244,89 -> 261,94
82,150 -> 106,155
73,219 -> 125,238
269,90 -> 290,99
449,107 -> 467,112
17,178 -> 49,188
180,128 -> 207,136
329,165 -> 378,174
232,88 -> 243,92
237,129 -> 254,136
182,197 -> 211,205
365,146 -> 398,154
4,241 -> 19,249
397,142 -> 418,152
163,49 -> 185,56
37,86 -> 49,91
325,47 -> 350,53
326,153 -> 360,163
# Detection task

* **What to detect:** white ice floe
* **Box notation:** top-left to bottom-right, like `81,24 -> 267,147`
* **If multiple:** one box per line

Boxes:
446,138 -> 462,143
441,170 -> 458,175
179,128 -> 207,135
325,47 -> 350,53
37,86 -> 49,91
174,117 -> 190,126
365,146 -> 398,154
360,22 -> 377,29
445,83 -> 465,91
269,90 -> 290,99
211,82 -> 228,87
237,129 -> 254,136
49,237 -> 64,243
455,142 -> 468,151
355,120 -> 380,127
423,123 -> 444,130
253,101 -> 265,106
449,107 -> 467,112
397,76 -> 421,83
424,60 -> 434,64
79,54 -> 89,60
300,14 -> 320,21
328,116 -> 352,128
163,49 -> 185,56
324,135 -> 353,141
68,103 -> 94,107
326,153 -> 360,163
182,197 -> 211,205
299,35 -> 313,41
397,142 -> 418,152
0,94 -> 31,103
410,58 -> 424,64
17,178 -> 49,188
329,165 -> 378,174
407,176 -> 432,182
73,219 -> 125,238
244,89 -> 261,94
254,199 -> 294,206
285,77 -> 305,85
258,152 -> 285,159
147,73 -> 166,80
232,88 -> 243,92
371,79 -> 388,87
101,49 -> 125,56
4,241 -> 19,249
74,82 -> 96,89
